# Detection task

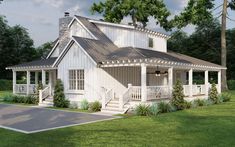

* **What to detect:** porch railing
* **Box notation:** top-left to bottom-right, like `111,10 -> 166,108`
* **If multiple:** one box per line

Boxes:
184,84 -> 208,96
102,89 -> 114,109
39,86 -> 50,104
131,86 -> 142,101
14,84 -> 37,94
147,86 -> 170,100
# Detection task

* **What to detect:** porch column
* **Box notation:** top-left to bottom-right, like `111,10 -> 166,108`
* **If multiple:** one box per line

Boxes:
205,70 -> 209,96
189,68 -> 193,97
42,69 -> 46,86
168,67 -> 173,97
26,71 -> 30,95
13,70 -> 16,94
35,72 -> 39,85
218,70 -> 222,94
141,63 -> 147,102
49,71 -> 52,95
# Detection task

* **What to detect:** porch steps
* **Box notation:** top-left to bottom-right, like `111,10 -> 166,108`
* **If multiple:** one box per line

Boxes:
38,97 -> 54,107
101,99 -> 130,114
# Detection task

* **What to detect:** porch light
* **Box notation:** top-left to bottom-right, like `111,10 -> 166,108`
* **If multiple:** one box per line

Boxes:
155,70 -> 161,77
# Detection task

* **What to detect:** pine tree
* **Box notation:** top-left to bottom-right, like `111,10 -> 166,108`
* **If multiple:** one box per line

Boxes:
171,80 -> 185,110
53,79 -> 69,108
209,83 -> 219,104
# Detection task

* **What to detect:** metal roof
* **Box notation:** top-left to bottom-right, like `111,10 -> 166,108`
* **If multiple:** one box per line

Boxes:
6,57 -> 57,70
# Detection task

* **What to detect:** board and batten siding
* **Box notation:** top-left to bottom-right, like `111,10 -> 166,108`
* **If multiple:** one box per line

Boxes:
70,21 -> 94,39
96,23 -> 167,52
57,42 -> 100,102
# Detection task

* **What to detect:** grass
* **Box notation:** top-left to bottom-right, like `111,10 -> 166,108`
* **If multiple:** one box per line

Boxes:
0,91 -> 235,146
46,107 -> 91,113
0,91 -> 12,102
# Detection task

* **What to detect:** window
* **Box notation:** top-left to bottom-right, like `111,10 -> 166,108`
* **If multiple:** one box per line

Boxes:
148,38 -> 154,48
69,70 -> 84,90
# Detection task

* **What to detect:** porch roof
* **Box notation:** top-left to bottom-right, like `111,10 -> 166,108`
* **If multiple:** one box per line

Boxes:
6,57 -> 57,70
71,37 -> 225,70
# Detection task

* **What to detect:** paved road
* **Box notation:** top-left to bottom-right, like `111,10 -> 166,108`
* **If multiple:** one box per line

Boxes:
0,104 -> 115,133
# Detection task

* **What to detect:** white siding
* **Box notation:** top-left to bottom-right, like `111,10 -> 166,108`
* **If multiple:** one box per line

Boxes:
96,24 -> 167,52
70,21 -> 93,39
50,46 -> 60,57
58,42 -> 100,102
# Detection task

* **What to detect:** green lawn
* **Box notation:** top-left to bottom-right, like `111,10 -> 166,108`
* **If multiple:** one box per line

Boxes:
0,91 -> 12,102
0,91 -> 235,146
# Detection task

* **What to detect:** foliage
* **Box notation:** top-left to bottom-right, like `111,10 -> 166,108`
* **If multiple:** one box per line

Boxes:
89,101 -> 101,112
3,94 -> 37,104
219,93 -> 232,102
193,99 -> 206,107
0,16 -> 39,79
209,83 -> 219,104
69,102 -> 78,109
36,42 -> 53,59
184,101 -> 192,109
53,79 -> 70,108
135,104 -> 151,116
149,103 -> 159,116
173,0 -> 214,29
158,101 -> 172,113
80,99 -> 89,110
91,0 -> 171,30
0,79 -> 12,91
171,80 -> 185,110
228,80 -> 235,90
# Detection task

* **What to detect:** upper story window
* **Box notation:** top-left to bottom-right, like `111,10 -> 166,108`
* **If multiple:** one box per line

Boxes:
148,38 -> 154,48
69,69 -> 84,90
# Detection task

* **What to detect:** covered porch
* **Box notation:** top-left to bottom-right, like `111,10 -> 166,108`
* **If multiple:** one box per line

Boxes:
6,58 -> 58,104
100,58 -> 223,108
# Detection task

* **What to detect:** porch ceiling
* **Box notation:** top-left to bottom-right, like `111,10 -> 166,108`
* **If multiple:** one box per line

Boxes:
6,57 -> 57,71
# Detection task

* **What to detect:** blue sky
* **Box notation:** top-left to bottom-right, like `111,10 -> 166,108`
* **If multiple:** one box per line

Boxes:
0,0 -> 234,47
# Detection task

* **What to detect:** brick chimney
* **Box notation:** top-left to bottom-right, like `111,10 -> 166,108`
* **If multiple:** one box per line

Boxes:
58,12 -> 73,53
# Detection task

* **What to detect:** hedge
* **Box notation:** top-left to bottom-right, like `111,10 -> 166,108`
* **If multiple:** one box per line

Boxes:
0,79 -> 12,91
228,80 -> 235,90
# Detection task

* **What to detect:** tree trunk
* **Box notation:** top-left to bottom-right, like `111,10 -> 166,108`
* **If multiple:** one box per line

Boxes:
221,0 -> 228,91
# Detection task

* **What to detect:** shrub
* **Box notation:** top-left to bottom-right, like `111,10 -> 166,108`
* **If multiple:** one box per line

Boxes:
184,101 -> 192,109
24,95 -> 38,104
135,104 -> 151,116
228,80 -> 235,90
171,80 -> 185,110
53,79 -> 70,108
80,99 -> 89,110
205,99 -> 214,106
0,79 -> 12,91
89,101 -> 101,112
158,101 -> 172,113
149,103 -> 159,116
193,99 -> 206,107
219,93 -> 231,102
2,94 -> 14,102
69,102 -> 78,109
209,83 -> 219,104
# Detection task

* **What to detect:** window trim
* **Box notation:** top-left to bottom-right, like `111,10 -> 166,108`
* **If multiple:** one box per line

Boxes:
68,69 -> 85,92
148,37 -> 154,48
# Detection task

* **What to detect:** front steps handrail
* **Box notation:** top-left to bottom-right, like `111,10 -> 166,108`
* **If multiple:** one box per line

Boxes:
102,88 -> 114,109
39,86 -> 50,104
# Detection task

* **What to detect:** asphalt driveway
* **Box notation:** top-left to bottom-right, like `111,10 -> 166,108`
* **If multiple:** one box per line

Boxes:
0,104 -> 116,134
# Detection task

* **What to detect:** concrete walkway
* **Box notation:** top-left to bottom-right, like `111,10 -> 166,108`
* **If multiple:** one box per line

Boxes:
0,104 -> 117,134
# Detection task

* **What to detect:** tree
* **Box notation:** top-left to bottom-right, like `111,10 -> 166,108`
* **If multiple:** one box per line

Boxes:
36,42 -> 53,59
53,79 -> 69,108
209,83 -> 219,104
219,0 -> 235,90
91,0 -> 172,30
171,80 -> 185,110
0,16 -> 38,79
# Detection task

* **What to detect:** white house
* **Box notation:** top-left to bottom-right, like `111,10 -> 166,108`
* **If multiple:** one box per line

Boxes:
6,13 -> 226,114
